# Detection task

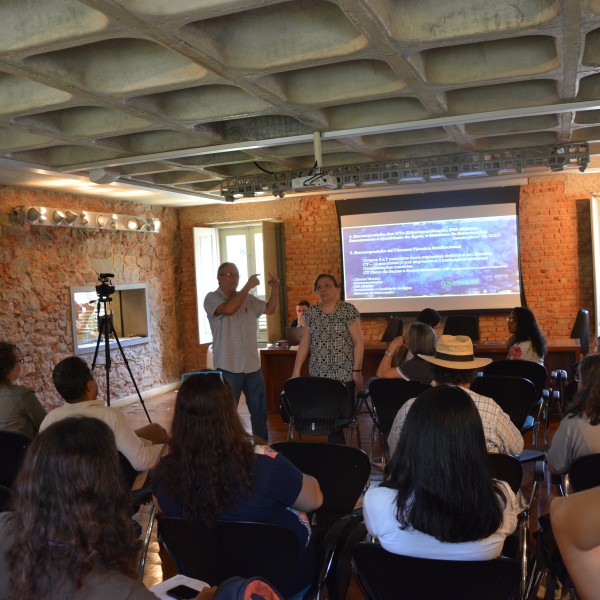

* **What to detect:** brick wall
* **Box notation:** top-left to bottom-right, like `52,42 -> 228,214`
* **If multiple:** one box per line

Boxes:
0,186 -> 182,408
179,175 -> 600,369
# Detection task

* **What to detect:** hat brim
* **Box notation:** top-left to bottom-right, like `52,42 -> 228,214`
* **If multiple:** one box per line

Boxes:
417,354 -> 492,369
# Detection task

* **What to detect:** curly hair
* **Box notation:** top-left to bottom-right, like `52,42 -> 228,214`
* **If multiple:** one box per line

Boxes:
568,354 -> 600,425
0,342 -> 18,384
155,374 -> 255,526
384,385 -> 505,542
508,306 -> 547,359
433,364 -> 479,385
7,417 -> 140,600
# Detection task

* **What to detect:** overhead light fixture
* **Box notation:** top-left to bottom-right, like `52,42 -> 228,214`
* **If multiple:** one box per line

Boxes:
65,210 -> 78,224
11,206 -> 159,233
52,210 -> 66,225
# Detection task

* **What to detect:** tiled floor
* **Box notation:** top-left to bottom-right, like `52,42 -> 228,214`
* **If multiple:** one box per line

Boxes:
119,392 -> 558,597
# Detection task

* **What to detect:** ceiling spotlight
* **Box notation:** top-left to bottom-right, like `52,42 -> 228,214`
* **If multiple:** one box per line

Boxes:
26,207 -> 42,222
52,210 -> 66,225
153,219 -> 161,232
65,211 -> 78,224
126,218 -> 144,231
97,214 -> 109,228
80,212 -> 88,226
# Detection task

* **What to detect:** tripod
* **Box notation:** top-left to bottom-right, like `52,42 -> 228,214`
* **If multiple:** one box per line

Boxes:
91,295 -> 151,423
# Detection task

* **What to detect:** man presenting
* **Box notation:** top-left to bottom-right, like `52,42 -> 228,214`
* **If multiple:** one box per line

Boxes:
204,262 -> 280,441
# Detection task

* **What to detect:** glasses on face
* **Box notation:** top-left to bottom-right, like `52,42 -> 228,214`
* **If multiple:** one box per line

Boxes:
181,370 -> 224,383
15,352 -> 25,365
506,317 -> 515,322
218,272 -> 239,278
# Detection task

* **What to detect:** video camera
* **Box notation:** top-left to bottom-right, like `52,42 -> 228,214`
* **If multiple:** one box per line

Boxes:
95,273 -> 115,300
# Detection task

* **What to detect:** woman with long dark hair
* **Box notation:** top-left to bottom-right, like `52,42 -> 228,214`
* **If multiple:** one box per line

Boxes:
0,341 -> 46,437
0,416 -> 158,600
151,373 -> 322,597
548,354 -> 600,474
507,306 -> 547,364
364,385 -> 517,560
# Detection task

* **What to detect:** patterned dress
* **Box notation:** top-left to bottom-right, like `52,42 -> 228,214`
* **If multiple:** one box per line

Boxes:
304,302 -> 360,383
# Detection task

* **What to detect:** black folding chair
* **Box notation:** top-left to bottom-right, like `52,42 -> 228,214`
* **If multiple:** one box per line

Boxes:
470,375 -> 538,439
282,377 -> 356,444
159,519 -> 302,596
368,378 -> 430,464
352,542 -> 520,600
0,429 -> 32,488
270,441 -> 370,532
482,360 -> 554,449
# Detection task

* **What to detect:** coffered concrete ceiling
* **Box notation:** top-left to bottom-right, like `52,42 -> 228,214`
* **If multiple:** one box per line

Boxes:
2,0 -> 600,206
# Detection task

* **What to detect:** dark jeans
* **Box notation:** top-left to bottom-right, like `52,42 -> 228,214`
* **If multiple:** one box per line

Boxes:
219,368 -> 269,442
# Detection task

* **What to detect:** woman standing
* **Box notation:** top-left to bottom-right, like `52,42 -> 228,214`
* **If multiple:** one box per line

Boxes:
507,306 -> 547,364
547,354 -> 600,474
364,385 -> 517,560
152,373 -> 322,598
0,417 -> 160,600
0,342 -> 46,437
291,274 -> 364,437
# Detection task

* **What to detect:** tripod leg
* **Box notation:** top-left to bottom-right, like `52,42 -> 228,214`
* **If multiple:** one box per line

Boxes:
111,325 -> 152,424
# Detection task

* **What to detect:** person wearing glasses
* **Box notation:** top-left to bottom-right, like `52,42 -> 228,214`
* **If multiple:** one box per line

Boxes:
0,342 -> 46,437
152,373 -> 322,599
204,262 -> 280,442
506,306 -> 547,365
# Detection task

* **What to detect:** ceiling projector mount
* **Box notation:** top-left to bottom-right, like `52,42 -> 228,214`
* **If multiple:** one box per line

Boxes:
219,140 -> 589,202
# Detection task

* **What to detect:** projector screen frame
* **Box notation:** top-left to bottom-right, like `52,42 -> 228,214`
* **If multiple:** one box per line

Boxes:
335,186 -> 524,317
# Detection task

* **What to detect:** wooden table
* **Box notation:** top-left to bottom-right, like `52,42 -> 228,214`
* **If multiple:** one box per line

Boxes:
259,339 -> 580,413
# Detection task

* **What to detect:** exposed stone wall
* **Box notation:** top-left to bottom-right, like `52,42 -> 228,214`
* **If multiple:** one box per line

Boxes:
179,176 -> 599,369
0,186 -> 182,409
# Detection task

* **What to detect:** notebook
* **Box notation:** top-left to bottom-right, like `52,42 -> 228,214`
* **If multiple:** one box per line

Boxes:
285,326 -> 305,347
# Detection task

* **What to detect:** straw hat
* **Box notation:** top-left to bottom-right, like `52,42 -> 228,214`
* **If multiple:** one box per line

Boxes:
418,335 -> 492,369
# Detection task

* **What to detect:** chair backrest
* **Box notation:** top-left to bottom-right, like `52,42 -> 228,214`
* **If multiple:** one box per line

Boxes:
487,453 -> 523,494
570,309 -> 590,356
568,453 -> 600,493
443,314 -> 480,341
483,359 -> 548,393
470,375 -> 539,431
0,429 -> 32,488
381,317 -> 403,342
0,484 -> 12,512
158,519 -> 300,593
270,441 -> 370,530
352,542 -> 520,600
282,377 -> 348,437
368,379 -> 431,440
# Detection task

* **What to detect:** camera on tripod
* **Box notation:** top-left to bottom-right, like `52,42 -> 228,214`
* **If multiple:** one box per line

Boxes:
95,273 -> 115,300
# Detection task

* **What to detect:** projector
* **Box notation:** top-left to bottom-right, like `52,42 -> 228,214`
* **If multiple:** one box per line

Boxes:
291,173 -> 339,190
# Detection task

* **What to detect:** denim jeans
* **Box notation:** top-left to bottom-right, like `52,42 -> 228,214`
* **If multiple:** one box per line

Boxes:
219,368 -> 269,442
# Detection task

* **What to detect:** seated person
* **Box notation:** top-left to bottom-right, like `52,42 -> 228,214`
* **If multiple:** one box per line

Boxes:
290,300 -> 310,327
152,373 -> 323,598
376,322 -> 437,385
364,385 -> 517,560
415,307 -> 442,331
506,306 -> 547,364
547,354 -> 600,474
40,356 -> 168,472
388,335 -> 524,457
0,342 -> 46,437
551,486 -> 600,600
0,417 -> 171,600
